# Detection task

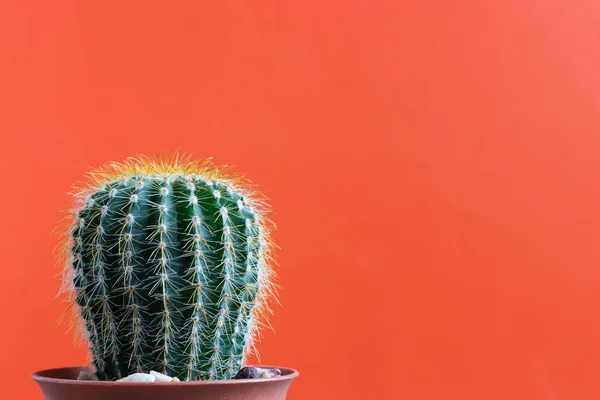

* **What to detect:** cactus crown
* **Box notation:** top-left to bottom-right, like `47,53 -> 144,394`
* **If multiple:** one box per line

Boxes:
58,155 -> 276,381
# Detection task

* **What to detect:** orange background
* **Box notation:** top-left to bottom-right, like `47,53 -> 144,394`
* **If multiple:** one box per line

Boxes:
2,1 -> 600,399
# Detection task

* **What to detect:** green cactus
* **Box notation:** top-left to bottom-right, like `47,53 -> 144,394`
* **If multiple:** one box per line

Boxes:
62,156 -> 275,381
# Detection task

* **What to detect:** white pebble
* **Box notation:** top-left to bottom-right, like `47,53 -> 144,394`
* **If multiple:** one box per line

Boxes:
117,373 -> 156,382
259,369 -> 270,378
150,370 -> 173,382
257,368 -> 279,378
77,371 -> 97,381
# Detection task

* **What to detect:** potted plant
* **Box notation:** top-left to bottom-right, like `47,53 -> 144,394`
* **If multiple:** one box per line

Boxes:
32,155 -> 298,400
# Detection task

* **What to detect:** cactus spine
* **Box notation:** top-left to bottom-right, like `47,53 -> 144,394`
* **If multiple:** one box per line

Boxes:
62,156 -> 274,381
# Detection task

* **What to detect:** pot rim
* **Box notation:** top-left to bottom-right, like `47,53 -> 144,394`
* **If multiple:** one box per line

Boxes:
31,365 -> 299,386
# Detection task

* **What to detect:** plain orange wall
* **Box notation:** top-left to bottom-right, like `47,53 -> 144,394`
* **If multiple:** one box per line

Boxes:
2,1 -> 600,399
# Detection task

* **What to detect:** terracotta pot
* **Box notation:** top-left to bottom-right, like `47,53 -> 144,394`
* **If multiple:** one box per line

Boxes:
32,365 -> 299,400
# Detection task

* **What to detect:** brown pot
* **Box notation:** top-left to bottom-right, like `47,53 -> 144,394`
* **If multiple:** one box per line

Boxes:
32,365 -> 299,400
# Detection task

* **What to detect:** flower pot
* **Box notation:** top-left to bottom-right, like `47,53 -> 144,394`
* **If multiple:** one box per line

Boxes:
32,365 -> 299,400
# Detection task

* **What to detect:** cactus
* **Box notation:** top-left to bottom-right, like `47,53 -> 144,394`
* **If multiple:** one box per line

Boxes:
60,156 -> 275,381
